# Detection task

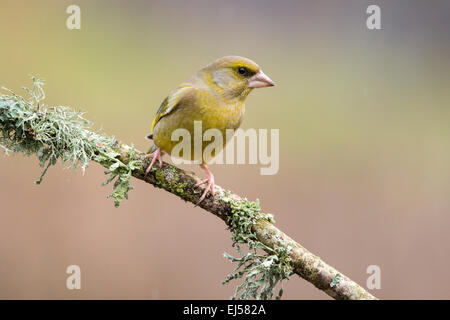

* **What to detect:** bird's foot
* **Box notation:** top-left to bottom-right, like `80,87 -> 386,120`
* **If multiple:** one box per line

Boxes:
195,165 -> 215,204
145,148 -> 163,174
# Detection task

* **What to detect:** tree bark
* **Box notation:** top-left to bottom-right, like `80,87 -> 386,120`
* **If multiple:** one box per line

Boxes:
115,144 -> 377,300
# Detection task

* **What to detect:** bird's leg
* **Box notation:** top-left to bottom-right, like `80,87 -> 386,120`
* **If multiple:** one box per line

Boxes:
145,148 -> 163,174
195,164 -> 215,204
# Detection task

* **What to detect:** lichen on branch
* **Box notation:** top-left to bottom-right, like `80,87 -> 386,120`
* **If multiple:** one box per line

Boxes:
0,77 -> 377,300
0,77 -> 293,299
0,77 -> 139,207
221,197 -> 293,299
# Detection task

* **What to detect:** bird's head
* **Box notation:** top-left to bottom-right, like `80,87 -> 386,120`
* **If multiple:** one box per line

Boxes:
199,56 -> 275,101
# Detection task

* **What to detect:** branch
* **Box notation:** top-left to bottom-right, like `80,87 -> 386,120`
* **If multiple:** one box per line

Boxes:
116,144 -> 376,300
0,78 -> 377,300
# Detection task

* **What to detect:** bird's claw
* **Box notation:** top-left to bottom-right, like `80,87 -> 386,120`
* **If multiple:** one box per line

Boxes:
195,167 -> 215,205
145,148 -> 163,174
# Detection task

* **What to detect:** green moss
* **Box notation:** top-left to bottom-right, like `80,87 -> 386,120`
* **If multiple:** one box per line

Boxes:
155,169 -> 166,186
152,164 -> 196,201
175,182 -> 188,194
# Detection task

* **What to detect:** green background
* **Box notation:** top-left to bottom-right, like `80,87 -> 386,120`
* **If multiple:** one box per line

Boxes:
0,0 -> 449,299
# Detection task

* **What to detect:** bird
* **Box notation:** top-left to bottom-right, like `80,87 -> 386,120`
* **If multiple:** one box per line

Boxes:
145,56 -> 275,203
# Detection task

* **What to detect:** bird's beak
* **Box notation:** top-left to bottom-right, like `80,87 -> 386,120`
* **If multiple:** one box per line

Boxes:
247,70 -> 275,88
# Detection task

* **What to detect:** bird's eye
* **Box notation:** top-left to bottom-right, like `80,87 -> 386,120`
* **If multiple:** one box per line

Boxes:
238,67 -> 248,75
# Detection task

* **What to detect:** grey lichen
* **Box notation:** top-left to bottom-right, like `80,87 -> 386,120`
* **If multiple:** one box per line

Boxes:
97,145 -> 142,207
221,197 -> 293,300
0,77 -> 377,300
0,78 -> 294,299
0,77 -> 138,207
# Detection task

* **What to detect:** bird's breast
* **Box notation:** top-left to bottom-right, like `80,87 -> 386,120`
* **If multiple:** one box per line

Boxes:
201,101 -> 245,131
152,96 -> 245,162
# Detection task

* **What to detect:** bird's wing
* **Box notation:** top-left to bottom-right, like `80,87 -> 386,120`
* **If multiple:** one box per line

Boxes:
151,84 -> 194,131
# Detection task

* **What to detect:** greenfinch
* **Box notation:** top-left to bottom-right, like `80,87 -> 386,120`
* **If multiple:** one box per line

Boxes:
146,56 -> 275,203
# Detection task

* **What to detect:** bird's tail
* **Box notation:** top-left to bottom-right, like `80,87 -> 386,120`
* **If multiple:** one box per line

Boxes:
149,144 -> 158,153
145,133 -> 158,153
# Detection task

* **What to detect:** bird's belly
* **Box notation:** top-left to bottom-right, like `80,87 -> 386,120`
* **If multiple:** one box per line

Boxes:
153,103 -> 244,162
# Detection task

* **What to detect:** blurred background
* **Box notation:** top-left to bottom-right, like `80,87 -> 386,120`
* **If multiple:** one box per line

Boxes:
1,0 -> 450,299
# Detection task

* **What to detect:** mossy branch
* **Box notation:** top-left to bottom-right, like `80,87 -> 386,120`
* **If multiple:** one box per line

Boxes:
0,78 -> 377,300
